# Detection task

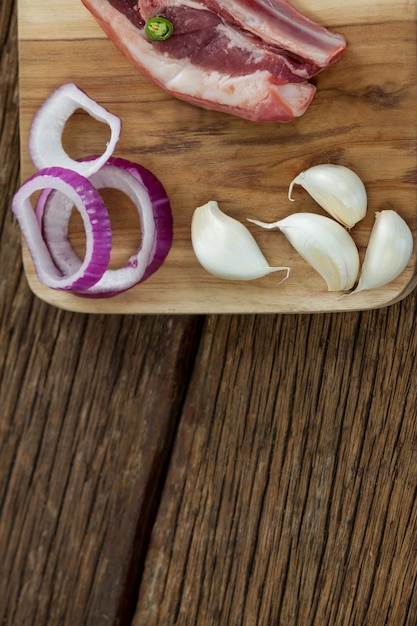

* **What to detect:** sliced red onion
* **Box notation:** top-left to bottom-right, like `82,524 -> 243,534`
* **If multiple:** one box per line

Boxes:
28,83 -> 121,177
16,85 -> 173,298
35,157 -> 173,297
12,167 -> 112,291
107,157 -> 173,284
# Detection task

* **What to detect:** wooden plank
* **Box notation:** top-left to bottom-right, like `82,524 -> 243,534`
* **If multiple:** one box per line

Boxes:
17,0 -> 417,313
0,305 -> 204,624
2,6 -> 206,625
133,311 -> 417,625
3,3 -> 417,624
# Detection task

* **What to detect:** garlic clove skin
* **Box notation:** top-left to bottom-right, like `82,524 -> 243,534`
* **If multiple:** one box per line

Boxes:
249,212 -> 360,291
351,210 -> 413,294
288,164 -> 367,228
191,201 -> 291,281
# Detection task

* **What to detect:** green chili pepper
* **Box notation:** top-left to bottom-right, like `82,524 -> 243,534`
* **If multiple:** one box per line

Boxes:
145,17 -> 174,41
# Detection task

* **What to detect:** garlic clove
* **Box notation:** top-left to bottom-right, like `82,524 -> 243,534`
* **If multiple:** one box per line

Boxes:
288,164 -> 367,228
249,212 -> 360,291
191,201 -> 290,281
351,210 -> 413,294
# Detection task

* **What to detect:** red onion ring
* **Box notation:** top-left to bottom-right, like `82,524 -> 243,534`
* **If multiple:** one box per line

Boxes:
12,167 -> 112,291
14,84 -> 173,298
35,157 -> 173,297
28,83 -> 122,177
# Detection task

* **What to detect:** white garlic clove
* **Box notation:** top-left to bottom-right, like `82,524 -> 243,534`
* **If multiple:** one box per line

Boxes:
288,164 -> 367,228
351,210 -> 413,294
249,212 -> 360,291
191,201 -> 291,281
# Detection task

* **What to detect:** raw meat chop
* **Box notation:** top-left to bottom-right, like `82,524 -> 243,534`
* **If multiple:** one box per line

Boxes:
81,0 -> 346,121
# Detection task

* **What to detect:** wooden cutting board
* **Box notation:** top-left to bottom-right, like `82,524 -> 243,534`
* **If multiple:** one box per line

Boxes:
17,0 -> 417,313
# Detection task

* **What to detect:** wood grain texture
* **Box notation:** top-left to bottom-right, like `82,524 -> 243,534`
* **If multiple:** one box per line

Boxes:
17,0 -> 417,313
0,311 -> 204,625
2,4 -> 204,624
3,2 -> 417,626
134,311 -> 417,626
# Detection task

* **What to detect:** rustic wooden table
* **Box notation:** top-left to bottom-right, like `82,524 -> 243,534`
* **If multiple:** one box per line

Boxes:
1,2 -> 417,625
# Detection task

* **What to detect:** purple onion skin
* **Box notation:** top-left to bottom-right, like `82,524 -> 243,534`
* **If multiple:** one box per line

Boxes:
36,157 -> 174,298
109,156 -> 173,282
13,166 -> 112,292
